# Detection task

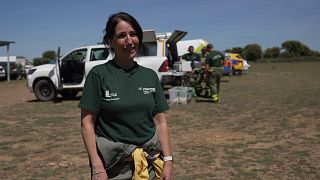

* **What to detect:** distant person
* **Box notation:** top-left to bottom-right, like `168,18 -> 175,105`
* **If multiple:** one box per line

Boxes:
15,63 -> 26,80
205,43 -> 225,102
79,12 -> 173,180
182,45 -> 200,69
199,46 -> 208,67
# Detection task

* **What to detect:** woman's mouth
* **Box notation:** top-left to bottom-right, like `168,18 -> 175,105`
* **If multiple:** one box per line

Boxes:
124,44 -> 135,52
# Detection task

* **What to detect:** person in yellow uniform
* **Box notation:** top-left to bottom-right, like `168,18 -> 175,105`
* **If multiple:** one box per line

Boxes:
205,44 -> 225,102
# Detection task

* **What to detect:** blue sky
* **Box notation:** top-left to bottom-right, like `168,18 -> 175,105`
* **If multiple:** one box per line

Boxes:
0,0 -> 319,60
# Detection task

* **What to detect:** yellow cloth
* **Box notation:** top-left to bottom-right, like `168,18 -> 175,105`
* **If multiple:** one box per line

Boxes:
131,148 -> 164,180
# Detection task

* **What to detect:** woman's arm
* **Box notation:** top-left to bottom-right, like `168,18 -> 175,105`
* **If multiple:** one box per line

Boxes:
154,112 -> 171,156
154,112 -> 173,180
81,109 -> 107,179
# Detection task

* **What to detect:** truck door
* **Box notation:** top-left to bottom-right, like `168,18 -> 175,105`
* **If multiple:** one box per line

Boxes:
166,30 -> 187,68
59,48 -> 87,85
56,47 -> 62,88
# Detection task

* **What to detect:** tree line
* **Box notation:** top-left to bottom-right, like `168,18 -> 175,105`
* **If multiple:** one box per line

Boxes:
32,51 -> 56,66
224,40 -> 320,61
32,40 -> 320,66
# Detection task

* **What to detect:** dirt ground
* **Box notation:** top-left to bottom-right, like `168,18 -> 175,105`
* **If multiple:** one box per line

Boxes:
0,62 -> 320,179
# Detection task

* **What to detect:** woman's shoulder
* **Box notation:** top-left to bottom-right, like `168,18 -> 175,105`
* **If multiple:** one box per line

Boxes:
91,62 -> 111,73
138,64 -> 157,76
138,65 -> 160,83
86,63 -> 113,79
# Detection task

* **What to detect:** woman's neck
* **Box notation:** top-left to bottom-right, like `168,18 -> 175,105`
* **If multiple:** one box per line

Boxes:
114,56 -> 134,70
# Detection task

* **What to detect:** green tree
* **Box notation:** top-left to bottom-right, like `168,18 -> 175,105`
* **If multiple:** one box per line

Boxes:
311,50 -> 320,57
32,50 -> 56,66
231,47 -> 243,55
264,47 -> 280,58
32,57 -> 44,66
42,50 -> 56,60
224,48 -> 232,53
281,40 -> 312,57
224,47 -> 243,55
279,51 -> 292,58
243,44 -> 263,61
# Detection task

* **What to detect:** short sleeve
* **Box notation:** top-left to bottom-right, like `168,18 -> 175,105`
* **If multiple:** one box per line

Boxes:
78,69 -> 102,113
220,52 -> 225,58
196,53 -> 201,61
205,54 -> 210,65
152,72 -> 169,115
182,54 -> 187,60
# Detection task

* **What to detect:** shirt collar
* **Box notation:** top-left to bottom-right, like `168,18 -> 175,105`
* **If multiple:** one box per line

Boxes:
109,59 -> 139,73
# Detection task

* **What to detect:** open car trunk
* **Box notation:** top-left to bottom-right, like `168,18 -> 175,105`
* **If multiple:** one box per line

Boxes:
166,30 -> 187,68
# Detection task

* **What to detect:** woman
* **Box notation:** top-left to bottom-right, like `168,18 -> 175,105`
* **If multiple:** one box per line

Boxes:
79,12 -> 173,180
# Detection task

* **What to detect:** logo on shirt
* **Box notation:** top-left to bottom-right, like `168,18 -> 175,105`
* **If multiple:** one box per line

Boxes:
138,87 -> 155,95
103,90 -> 119,101
213,55 -> 223,60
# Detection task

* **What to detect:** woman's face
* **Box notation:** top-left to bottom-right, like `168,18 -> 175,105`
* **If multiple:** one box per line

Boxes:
109,20 -> 139,60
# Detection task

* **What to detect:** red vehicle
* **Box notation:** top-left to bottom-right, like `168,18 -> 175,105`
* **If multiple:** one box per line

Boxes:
223,59 -> 233,76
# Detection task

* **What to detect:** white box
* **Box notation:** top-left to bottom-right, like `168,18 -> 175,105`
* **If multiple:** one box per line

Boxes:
173,61 -> 192,72
168,86 -> 193,104
173,63 -> 181,71
181,61 -> 192,72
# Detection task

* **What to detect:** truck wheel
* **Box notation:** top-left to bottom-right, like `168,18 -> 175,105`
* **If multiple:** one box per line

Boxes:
34,79 -> 56,101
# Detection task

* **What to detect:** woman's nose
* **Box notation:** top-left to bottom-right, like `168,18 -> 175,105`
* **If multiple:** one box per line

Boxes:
125,34 -> 133,44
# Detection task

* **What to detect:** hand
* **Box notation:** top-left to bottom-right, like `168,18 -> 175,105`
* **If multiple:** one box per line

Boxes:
161,161 -> 173,180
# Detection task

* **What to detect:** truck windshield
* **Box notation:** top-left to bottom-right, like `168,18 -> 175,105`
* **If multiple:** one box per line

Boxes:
90,48 -> 110,61
64,49 -> 87,62
137,42 -> 157,57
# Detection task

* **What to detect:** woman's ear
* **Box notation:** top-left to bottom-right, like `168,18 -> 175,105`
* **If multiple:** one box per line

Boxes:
107,39 -> 113,48
107,40 -> 115,52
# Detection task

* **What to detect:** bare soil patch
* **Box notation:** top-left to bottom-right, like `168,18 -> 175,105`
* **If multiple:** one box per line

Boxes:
0,80 -> 34,109
0,62 -> 320,179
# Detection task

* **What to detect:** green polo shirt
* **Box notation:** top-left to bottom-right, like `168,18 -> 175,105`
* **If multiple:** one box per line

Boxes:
182,52 -> 200,62
205,50 -> 225,68
78,60 -> 169,146
182,52 -> 201,68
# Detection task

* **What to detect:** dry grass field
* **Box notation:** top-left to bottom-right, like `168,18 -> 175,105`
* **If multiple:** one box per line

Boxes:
0,62 -> 319,179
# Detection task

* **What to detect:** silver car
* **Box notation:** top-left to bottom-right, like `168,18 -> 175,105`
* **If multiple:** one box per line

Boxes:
0,65 -> 6,79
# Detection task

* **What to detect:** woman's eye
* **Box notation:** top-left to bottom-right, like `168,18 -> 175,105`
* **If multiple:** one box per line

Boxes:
130,32 -> 137,37
115,32 -> 137,39
118,34 -> 126,39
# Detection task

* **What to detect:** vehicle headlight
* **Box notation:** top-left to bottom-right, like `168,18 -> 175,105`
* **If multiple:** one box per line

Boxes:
28,69 -> 36,75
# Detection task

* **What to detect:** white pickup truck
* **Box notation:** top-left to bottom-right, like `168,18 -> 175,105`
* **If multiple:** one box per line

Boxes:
27,30 -> 187,101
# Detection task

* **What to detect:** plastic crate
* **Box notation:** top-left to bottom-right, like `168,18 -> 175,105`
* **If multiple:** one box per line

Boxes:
173,61 -> 192,72
168,86 -> 193,104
